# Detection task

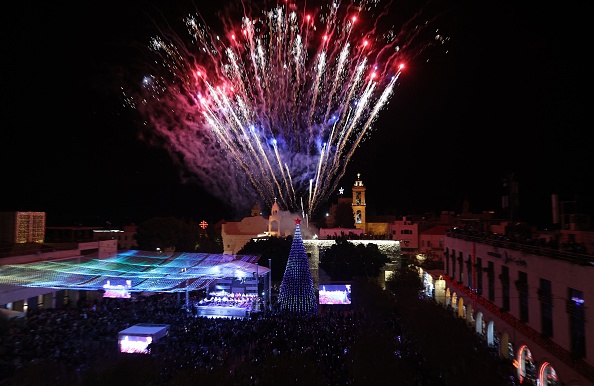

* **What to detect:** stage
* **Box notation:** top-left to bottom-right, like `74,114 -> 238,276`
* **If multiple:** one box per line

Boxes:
193,290 -> 263,319
195,305 -> 250,319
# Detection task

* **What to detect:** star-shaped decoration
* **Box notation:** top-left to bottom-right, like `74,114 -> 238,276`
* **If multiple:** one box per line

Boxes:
339,187 -> 344,195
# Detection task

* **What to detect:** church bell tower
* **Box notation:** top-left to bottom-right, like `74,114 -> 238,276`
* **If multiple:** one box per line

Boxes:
268,199 -> 281,237
352,173 -> 366,232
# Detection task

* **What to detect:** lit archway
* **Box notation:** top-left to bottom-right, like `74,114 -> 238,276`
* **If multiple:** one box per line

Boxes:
466,303 -> 475,326
457,296 -> 465,319
475,311 -> 484,335
486,320 -> 495,347
539,362 -> 560,386
451,292 -> 458,315
435,276 -> 446,305
518,345 -> 537,385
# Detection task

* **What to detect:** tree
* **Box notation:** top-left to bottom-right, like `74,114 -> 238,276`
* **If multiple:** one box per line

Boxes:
320,237 -> 357,280
384,261 -> 424,303
313,212 -> 328,229
319,238 -> 389,281
195,224 -> 223,253
357,242 -> 390,277
334,201 -> 355,228
238,236 -> 292,283
277,220 -> 317,314
134,217 -> 201,252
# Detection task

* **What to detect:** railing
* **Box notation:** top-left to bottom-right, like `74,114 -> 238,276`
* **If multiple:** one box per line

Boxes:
447,230 -> 594,266
444,276 -> 594,384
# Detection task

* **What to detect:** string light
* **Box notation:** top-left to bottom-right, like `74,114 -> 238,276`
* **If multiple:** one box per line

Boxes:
277,218 -> 318,314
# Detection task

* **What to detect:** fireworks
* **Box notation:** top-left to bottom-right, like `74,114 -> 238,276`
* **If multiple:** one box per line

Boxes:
126,0 -> 447,219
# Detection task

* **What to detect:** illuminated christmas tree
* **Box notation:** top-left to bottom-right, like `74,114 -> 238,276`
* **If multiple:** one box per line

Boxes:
277,218 -> 318,314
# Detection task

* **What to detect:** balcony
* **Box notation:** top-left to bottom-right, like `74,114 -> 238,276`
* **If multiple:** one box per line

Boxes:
447,230 -> 594,266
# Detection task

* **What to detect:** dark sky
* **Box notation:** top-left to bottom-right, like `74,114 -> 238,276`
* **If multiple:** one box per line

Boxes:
1,0 -> 590,228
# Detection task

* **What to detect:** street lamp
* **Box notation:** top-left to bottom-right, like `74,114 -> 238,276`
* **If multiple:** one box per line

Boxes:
180,267 -> 189,310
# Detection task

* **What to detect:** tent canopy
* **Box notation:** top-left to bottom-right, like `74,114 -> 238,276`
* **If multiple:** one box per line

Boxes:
0,250 -> 270,293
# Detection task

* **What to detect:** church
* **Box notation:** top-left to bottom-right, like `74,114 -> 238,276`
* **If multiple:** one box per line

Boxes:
320,173 -> 396,239
221,173 -> 395,254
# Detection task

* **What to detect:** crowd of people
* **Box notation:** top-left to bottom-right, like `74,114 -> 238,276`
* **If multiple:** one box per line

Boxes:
0,281 -> 518,386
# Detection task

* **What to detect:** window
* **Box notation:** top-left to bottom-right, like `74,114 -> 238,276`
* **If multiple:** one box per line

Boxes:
451,250 -> 456,279
476,257 -> 483,295
501,266 -> 510,311
539,278 -> 553,338
458,252 -> 463,282
567,288 -> 586,358
466,254 -> 472,287
487,261 -> 495,302
517,271 -> 529,323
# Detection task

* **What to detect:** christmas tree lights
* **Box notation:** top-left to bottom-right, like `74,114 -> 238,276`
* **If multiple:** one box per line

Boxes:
277,218 -> 318,314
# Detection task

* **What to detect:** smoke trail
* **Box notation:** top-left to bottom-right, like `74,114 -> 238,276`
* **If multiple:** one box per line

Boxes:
124,0 -> 449,218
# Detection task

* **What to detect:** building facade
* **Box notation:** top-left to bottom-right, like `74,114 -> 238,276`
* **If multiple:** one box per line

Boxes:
91,224 -> 139,250
418,225 -> 448,261
0,211 -> 46,244
0,239 -> 119,315
221,201 -> 319,255
390,216 -> 419,251
434,227 -> 594,386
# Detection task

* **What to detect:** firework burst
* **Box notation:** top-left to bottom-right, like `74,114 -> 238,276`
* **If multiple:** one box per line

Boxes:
125,0 -> 448,219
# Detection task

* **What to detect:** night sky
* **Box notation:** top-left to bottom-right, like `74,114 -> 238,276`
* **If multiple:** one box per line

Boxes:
2,0 -> 590,228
